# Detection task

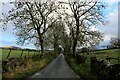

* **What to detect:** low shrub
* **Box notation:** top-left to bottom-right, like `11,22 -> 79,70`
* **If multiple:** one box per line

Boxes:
90,57 -> 120,80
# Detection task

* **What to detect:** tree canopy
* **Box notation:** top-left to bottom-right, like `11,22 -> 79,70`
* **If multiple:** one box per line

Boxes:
1,0 -> 106,56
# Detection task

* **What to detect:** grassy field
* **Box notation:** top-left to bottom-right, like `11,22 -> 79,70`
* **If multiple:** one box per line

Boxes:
87,49 -> 120,64
65,49 -> 120,80
0,49 -> 38,60
1,49 -> 57,79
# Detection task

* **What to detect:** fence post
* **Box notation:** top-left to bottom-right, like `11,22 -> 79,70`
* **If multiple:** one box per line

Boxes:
118,57 -> 120,64
34,51 -> 36,56
20,50 -> 24,58
28,51 -> 30,57
7,48 -> 12,59
90,57 -> 97,73
36,51 -> 38,55
24,54 -> 26,59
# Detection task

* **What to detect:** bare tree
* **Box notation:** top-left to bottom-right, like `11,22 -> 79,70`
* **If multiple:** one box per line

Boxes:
1,0 -> 58,56
66,0 -> 106,56
1,0 -> 106,57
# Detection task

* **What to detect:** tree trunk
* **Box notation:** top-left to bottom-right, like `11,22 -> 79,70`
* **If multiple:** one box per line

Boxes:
40,39 -> 44,56
37,29 -> 44,57
53,35 -> 59,55
72,39 -> 77,56
54,43 -> 57,54
72,18 -> 79,57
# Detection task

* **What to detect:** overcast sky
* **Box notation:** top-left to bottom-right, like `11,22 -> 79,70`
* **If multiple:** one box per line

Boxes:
0,0 -> 119,49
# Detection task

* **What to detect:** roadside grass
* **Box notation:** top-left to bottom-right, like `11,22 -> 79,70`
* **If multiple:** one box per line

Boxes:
2,52 -> 57,79
66,55 -> 97,80
0,74 -> 1,80
65,49 -> 120,80
0,49 -> 2,79
0,49 -> 1,60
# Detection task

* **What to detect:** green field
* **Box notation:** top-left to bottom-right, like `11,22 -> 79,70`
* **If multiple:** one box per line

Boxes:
2,50 -> 57,78
66,49 -> 120,80
87,49 -> 120,64
0,49 -> 38,60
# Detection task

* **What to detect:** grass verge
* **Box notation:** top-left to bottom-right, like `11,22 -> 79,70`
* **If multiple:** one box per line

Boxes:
2,52 -> 57,79
65,55 -> 98,80
65,49 -> 120,80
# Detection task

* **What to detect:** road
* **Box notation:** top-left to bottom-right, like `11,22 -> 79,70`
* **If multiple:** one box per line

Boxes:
28,54 -> 81,79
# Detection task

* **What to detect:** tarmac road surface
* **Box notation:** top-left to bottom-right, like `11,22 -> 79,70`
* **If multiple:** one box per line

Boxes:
28,54 -> 81,79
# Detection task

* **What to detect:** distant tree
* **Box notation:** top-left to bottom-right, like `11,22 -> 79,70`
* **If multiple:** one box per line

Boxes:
108,37 -> 120,49
61,31 -> 72,54
44,19 -> 64,54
